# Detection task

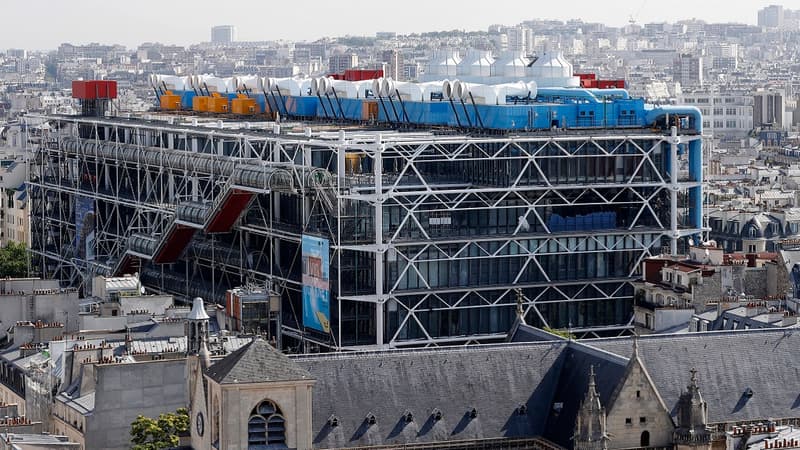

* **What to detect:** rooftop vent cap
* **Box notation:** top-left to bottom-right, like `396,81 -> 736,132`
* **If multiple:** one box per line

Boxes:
469,408 -> 477,419
402,411 -> 413,423
431,408 -> 442,421
327,415 -> 338,427
366,413 -> 376,426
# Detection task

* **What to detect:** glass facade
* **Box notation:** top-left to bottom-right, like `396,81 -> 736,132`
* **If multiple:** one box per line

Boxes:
31,117 -> 700,349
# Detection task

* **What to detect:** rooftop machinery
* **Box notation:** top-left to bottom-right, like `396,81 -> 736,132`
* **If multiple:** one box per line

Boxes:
150,72 -> 689,133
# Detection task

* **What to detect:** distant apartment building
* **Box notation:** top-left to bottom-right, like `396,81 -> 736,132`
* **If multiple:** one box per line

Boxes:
674,54 -> 703,87
758,5 -> 785,29
380,49 -> 403,80
211,25 -> 236,44
328,53 -> 358,74
754,88 -> 787,130
679,88 -> 753,140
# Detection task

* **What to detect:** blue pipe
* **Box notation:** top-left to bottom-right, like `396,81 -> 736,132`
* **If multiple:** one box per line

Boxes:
645,105 -> 703,231
585,88 -> 630,99
535,88 -> 601,103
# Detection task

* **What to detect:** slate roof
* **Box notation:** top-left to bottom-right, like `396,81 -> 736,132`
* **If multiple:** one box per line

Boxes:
541,342 -> 628,446
206,337 -> 311,384
293,341 -> 568,449
508,322 -> 565,343
584,329 -> 800,425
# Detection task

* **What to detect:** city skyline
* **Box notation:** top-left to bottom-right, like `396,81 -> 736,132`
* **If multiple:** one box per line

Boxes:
3,0 -> 800,50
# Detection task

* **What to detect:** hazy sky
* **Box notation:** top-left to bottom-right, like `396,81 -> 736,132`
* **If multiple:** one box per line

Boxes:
4,1 -> 800,50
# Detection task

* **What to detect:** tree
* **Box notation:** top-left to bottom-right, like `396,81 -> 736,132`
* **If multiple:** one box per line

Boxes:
0,242 -> 28,278
130,408 -> 189,450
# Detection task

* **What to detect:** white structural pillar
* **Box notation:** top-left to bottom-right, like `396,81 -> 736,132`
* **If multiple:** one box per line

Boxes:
374,134 -> 385,347
337,131 -> 346,348
670,126 -> 679,255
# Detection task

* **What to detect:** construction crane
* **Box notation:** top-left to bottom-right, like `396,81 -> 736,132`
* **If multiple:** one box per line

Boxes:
629,0 -> 648,25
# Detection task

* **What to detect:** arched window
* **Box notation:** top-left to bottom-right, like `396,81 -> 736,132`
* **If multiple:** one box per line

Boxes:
248,400 -> 287,449
641,430 -> 650,447
212,394 -> 220,445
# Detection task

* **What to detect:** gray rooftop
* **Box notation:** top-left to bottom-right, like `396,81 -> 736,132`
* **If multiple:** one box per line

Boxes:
584,329 -> 800,424
294,341 -> 568,449
206,337 -> 311,384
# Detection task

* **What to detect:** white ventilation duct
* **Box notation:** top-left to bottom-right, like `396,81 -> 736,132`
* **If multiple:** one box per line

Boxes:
328,80 -> 359,99
269,78 -> 311,97
452,81 -> 498,105
353,80 -> 374,98
494,81 -> 537,104
154,75 -> 189,91
235,75 -> 263,92
199,76 -> 234,93
380,78 -> 396,98
371,78 -> 384,97
442,79 -> 456,99
420,82 -> 445,102
190,75 -> 205,90
310,77 -> 326,96
393,82 -> 425,102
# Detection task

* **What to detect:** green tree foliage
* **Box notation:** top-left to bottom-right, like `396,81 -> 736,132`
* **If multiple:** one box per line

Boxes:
130,408 -> 189,450
0,242 -> 28,278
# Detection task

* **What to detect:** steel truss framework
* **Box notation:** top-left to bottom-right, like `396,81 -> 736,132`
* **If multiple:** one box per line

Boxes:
28,114 -> 702,349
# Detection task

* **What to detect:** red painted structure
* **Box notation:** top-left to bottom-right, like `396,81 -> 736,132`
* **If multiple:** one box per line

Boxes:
206,189 -> 256,233
575,73 -> 626,89
72,80 -> 118,99
329,69 -> 384,81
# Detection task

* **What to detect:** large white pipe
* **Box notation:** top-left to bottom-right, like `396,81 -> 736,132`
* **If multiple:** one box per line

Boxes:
371,78 -> 384,97
442,79 -> 455,99
195,75 -> 234,93
328,80 -> 359,99
353,80 -> 373,98
393,82 -> 424,102
419,82 -> 445,102
380,78 -> 396,98
453,80 -> 498,105
156,75 -> 190,92
310,77 -> 322,96
274,78 -> 301,97
298,78 -> 312,96
494,81 -> 537,104
267,77 -> 309,96
236,75 -> 263,92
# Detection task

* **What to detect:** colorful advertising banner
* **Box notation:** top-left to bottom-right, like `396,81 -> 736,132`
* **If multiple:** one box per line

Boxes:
75,196 -> 95,261
302,235 -> 330,333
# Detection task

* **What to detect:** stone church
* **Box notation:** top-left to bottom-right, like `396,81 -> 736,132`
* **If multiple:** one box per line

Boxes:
183,299 -> 798,449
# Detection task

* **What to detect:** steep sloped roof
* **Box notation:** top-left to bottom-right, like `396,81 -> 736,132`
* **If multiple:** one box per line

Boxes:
206,338 -> 311,384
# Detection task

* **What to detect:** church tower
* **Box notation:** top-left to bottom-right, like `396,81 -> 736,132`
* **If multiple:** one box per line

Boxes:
574,365 -> 610,450
673,369 -> 712,450
186,297 -> 212,450
186,297 -> 210,356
